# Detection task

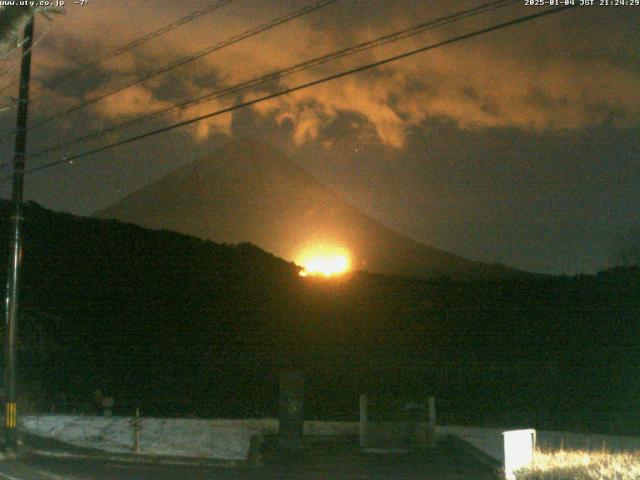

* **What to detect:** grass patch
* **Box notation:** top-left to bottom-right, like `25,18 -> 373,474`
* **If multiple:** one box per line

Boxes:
515,449 -> 640,479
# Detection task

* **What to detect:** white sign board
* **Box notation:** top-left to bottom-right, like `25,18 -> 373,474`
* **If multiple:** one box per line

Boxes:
503,429 -> 536,480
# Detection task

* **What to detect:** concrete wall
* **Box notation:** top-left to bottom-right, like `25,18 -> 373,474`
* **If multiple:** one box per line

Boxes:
361,421 -> 434,448
21,415 -> 640,463
304,420 -> 357,437
20,415 -> 362,461
20,415 -> 279,460
438,426 -> 504,461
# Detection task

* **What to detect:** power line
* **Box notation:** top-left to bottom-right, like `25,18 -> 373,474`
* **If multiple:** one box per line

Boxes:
38,0 -> 235,92
0,64 -> 21,96
0,40 -> 21,63
23,0 -> 516,162
0,1 -> 234,116
14,5 -> 575,178
0,6 -> 34,54
25,0 -> 339,133
0,23 -> 51,98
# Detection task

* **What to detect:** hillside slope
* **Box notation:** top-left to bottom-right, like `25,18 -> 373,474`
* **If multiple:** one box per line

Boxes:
1,201 -> 638,433
97,139 -> 523,280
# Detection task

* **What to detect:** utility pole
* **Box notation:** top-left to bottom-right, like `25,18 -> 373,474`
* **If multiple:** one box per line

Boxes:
3,14 -> 35,453
0,7 -> 36,57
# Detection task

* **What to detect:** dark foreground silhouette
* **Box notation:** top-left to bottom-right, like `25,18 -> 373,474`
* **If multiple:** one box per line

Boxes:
1,200 -> 638,435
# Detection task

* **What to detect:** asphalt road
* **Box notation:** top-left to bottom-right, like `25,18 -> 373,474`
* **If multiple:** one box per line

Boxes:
0,440 -> 500,480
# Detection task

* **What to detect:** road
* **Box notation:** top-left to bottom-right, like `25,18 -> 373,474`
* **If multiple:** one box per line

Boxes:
0,440 -> 499,479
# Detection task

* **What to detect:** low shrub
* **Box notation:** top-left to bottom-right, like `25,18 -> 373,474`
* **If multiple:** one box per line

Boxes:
515,449 -> 640,480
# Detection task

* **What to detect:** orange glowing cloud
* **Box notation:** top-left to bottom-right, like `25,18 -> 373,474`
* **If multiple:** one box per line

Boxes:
90,84 -> 174,119
28,2 -> 640,147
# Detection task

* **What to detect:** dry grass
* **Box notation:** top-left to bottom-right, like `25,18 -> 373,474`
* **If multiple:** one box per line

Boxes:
515,449 -> 640,479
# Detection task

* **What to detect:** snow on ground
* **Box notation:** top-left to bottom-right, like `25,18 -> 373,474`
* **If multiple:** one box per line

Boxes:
19,416 -> 360,461
24,415 -> 639,464
20,415 -> 279,460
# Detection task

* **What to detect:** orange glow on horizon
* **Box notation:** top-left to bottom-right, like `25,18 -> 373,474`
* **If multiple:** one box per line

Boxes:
297,246 -> 351,277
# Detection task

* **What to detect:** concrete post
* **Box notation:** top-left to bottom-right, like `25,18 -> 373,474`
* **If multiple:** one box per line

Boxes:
278,369 -> 304,449
128,408 -> 142,454
428,397 -> 436,425
427,396 -> 436,447
359,394 -> 367,448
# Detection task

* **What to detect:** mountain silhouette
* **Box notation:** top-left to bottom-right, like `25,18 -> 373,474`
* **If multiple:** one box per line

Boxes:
97,139 -> 522,279
1,200 -> 637,429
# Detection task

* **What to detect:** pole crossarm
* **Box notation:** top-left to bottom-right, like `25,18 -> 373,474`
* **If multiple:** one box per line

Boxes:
0,6 -> 58,59
0,6 -> 35,58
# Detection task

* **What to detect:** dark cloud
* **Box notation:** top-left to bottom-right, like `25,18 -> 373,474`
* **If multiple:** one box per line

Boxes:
0,0 -> 638,274
19,1 -> 640,146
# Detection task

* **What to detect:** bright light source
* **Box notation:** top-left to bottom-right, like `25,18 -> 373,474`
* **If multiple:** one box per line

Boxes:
297,246 -> 351,277
503,429 -> 536,480
300,255 -> 349,277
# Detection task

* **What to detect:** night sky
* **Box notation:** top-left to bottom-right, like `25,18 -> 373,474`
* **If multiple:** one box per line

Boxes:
0,0 -> 638,275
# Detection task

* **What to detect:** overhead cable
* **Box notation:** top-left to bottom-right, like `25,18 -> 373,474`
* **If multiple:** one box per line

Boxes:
14,5 -> 575,178
25,0 -> 339,132
24,0 -> 516,161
